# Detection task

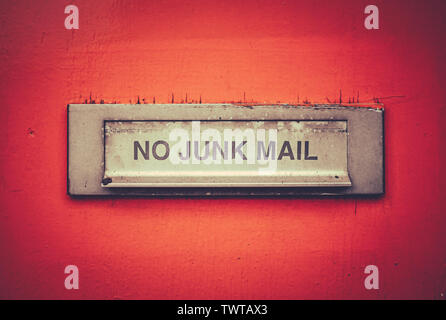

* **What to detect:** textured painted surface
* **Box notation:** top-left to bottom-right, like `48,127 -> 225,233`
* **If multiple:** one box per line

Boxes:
0,0 -> 445,299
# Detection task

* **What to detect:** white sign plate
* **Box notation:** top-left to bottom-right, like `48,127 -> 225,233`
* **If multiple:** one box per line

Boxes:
102,120 -> 351,188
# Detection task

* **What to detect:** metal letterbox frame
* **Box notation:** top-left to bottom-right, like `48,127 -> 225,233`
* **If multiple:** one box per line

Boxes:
67,104 -> 384,197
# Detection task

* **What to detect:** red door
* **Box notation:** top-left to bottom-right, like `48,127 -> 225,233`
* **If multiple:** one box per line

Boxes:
0,0 -> 444,299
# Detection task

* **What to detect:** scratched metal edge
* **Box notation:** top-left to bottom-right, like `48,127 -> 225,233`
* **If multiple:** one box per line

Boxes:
67,104 -> 384,198
69,190 -> 383,199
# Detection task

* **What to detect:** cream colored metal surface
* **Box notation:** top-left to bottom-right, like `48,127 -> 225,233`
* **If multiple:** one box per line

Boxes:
67,104 -> 384,196
102,120 -> 351,188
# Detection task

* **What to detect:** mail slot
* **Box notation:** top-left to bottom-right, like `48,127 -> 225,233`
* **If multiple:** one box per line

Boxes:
103,120 -> 351,188
67,104 -> 384,196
